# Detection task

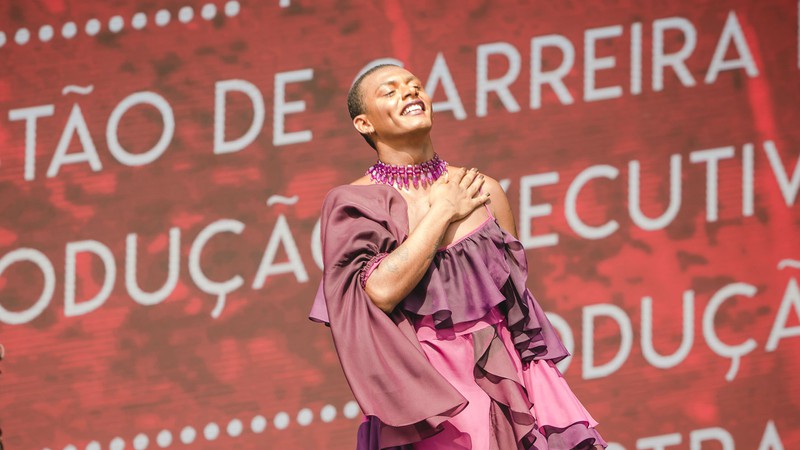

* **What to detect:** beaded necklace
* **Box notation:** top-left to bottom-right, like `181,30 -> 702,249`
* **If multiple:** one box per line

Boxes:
366,153 -> 448,190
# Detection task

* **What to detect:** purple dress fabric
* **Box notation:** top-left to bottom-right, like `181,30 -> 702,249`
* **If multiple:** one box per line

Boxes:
309,184 -> 606,449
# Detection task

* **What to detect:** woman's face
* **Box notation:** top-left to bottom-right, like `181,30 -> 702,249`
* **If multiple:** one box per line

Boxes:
355,66 -> 433,144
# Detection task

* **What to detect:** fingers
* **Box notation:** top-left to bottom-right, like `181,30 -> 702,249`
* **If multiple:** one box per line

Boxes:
475,189 -> 491,205
459,167 -> 479,189
466,173 -> 486,197
447,167 -> 467,185
462,190 -> 490,216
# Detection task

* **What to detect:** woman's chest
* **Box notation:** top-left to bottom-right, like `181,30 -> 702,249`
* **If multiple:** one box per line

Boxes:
400,191 -> 492,249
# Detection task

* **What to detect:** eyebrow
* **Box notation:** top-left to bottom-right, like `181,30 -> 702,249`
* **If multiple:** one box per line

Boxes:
375,75 -> 418,93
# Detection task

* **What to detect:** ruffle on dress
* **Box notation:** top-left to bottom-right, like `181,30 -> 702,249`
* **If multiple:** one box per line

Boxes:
400,217 -> 569,366
310,184 -> 605,449
412,306 -> 605,450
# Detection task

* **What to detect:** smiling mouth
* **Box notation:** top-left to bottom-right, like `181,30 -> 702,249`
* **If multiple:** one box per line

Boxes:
401,101 -> 425,116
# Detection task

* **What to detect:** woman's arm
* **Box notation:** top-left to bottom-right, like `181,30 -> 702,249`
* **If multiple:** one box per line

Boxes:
482,175 -> 518,239
364,168 -> 489,313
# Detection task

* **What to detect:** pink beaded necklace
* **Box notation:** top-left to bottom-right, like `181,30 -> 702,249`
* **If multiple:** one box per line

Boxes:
366,153 -> 448,190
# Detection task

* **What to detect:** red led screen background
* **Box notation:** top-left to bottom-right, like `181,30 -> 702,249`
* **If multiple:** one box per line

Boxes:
1,1 -> 799,449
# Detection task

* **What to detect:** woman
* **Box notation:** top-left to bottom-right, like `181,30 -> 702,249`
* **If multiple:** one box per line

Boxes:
309,64 -> 606,450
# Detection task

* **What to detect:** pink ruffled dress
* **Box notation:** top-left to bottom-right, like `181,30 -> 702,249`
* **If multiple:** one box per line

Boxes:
310,184 -> 606,450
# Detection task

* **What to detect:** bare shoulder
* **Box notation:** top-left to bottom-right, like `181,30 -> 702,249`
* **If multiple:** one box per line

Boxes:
480,174 -> 506,197
481,173 -> 518,238
446,165 -> 503,197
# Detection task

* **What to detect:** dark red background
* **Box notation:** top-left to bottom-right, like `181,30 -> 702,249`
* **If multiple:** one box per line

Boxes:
1,1 -> 799,448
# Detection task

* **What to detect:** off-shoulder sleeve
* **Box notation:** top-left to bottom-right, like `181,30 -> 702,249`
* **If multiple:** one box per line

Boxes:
315,185 -> 467,448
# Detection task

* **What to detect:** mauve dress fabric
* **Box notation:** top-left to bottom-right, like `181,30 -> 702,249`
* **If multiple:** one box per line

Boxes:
309,184 -> 606,450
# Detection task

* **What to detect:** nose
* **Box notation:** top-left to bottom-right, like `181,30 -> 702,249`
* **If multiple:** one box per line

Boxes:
401,83 -> 418,99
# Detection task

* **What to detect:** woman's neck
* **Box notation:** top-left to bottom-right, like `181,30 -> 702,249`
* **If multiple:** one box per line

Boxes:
374,137 -> 435,165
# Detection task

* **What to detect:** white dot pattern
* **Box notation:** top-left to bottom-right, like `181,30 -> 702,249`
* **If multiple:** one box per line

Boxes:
251,415 -> 267,433
227,418 -> 243,437
180,426 -> 196,444
343,400 -> 361,419
108,15 -> 124,33
131,13 -> 147,30
201,4 -> 218,20
39,25 -> 54,42
297,408 -> 313,426
1,3 -> 243,49
61,22 -> 77,39
133,433 -> 148,450
178,7 -> 194,23
156,430 -> 172,448
320,404 -> 337,423
85,18 -> 101,36
155,10 -> 171,27
204,422 -> 220,441
274,411 -> 290,430
15,28 -> 30,45
224,1 -> 241,17
109,437 -> 125,450
41,400 -> 364,449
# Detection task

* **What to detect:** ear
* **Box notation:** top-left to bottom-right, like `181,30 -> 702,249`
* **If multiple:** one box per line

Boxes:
353,114 -> 374,135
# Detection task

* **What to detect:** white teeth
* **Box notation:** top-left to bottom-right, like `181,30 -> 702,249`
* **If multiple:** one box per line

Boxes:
402,104 -> 422,115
